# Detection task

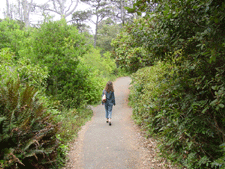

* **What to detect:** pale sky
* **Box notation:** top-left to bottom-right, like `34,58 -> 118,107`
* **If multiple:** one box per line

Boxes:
0,0 -> 93,32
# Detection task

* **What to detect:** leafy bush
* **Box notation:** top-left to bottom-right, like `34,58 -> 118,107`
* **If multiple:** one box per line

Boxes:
0,19 -> 27,55
78,47 -> 117,105
0,41 -> 93,169
111,17 -> 155,73
80,48 -> 117,78
129,59 -> 225,168
54,108 -> 92,144
0,48 -> 48,91
0,79 -> 60,168
113,0 -> 225,168
24,19 -> 88,108
47,107 -> 93,168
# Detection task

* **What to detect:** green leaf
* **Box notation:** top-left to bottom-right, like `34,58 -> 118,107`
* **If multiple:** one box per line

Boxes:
193,6 -> 198,9
197,156 -> 210,166
214,18 -> 219,23
212,85 -> 217,90
168,13 -> 173,19
137,11 -> 142,16
202,107 -> 209,114
210,99 -> 218,106
219,104 -> 224,108
124,7 -> 135,13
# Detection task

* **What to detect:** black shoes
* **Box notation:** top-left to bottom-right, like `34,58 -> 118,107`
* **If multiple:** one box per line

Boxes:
106,118 -> 111,126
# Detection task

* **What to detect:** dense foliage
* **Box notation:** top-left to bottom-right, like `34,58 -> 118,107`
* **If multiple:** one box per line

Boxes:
27,19 -> 92,108
77,47 -> 117,105
0,18 -> 117,168
112,0 -> 225,168
0,79 -> 59,168
111,17 -> 154,73
96,18 -> 121,55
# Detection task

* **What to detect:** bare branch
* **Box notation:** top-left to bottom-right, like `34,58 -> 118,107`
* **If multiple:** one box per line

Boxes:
52,0 -> 57,12
65,0 -> 73,14
42,8 -> 62,15
88,19 -> 96,24
65,0 -> 79,18
37,0 -> 79,19
56,0 -> 63,14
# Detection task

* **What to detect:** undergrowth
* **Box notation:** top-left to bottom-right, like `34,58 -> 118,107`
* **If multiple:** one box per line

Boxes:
129,61 -> 225,168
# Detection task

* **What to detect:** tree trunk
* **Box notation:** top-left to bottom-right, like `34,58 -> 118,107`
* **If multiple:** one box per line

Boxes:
17,0 -> 23,21
22,0 -> 33,28
120,0 -> 124,25
6,0 -> 11,18
22,0 -> 29,27
94,16 -> 99,48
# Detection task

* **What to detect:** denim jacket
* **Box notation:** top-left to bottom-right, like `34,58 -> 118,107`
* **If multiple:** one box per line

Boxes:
102,90 -> 115,105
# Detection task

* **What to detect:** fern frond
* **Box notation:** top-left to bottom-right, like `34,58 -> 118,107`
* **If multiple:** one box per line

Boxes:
22,139 -> 39,152
9,152 -> 25,166
0,116 -> 6,123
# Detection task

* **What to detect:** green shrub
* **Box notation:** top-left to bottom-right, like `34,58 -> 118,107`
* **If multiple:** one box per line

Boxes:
25,19 -> 90,108
78,47 -> 117,105
0,19 -> 27,55
129,59 -> 225,168
0,48 -> 48,92
0,79 -> 60,168
111,18 -> 154,73
47,107 -> 92,168
114,0 -> 225,168
80,48 -> 117,79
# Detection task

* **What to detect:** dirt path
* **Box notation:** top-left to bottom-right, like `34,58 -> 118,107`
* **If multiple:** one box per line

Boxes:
64,77 -> 176,169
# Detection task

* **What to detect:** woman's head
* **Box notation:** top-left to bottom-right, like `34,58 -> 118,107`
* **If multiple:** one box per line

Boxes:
105,81 -> 114,92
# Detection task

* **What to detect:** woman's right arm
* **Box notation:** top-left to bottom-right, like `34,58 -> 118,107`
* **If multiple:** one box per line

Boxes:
112,92 -> 115,106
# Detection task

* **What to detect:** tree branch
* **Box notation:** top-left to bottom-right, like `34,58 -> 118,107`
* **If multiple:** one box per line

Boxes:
52,0 -> 58,12
43,8 -> 62,15
88,19 -> 95,24
65,0 -> 79,18
56,0 -> 63,15
65,0 -> 73,14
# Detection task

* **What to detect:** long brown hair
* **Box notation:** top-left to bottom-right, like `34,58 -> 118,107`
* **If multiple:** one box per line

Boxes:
105,81 -> 114,93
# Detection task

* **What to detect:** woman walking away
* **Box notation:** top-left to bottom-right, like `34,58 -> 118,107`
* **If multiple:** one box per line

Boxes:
102,81 -> 116,126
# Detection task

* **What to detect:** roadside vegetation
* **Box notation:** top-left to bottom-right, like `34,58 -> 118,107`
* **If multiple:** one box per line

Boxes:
112,0 -> 225,168
0,18 -> 118,168
1,0 -> 224,168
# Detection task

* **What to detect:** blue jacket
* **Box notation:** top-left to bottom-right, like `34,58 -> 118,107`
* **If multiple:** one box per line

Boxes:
102,90 -> 115,105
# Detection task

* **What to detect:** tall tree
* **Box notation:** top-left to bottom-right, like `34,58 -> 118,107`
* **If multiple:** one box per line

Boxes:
81,0 -> 112,47
22,0 -> 33,27
71,10 -> 92,32
96,18 -> 121,54
5,0 -> 11,18
6,0 -> 34,27
111,0 -> 135,26
38,0 -> 79,19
